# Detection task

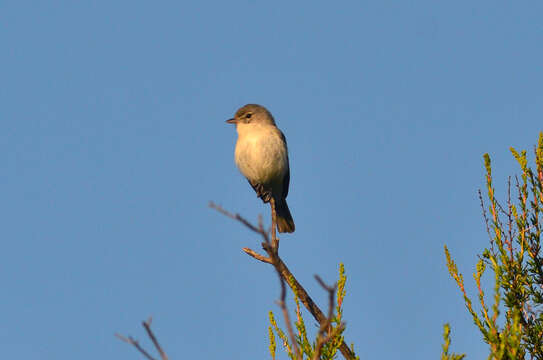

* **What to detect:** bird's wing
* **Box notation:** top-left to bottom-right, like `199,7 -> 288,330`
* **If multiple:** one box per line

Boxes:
280,131 -> 290,199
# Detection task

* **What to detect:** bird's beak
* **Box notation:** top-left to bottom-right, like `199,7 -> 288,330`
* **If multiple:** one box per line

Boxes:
226,118 -> 237,124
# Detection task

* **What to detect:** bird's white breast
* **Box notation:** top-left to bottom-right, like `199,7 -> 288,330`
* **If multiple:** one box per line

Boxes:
234,124 -> 287,184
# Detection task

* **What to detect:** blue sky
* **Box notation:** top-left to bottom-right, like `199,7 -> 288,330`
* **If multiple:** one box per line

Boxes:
2,1 -> 542,359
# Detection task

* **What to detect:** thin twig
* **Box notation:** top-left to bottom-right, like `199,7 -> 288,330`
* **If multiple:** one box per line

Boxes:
242,247 -> 272,263
115,334 -> 157,360
257,214 -> 270,243
143,318 -> 168,360
209,202 -> 264,236
276,273 -> 302,360
479,189 -> 494,255
315,324 -> 346,359
270,197 -> 279,251
116,318 -> 168,360
506,177 -> 515,262
313,276 -> 340,360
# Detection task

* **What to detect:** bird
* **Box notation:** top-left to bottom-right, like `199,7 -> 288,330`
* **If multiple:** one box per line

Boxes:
226,104 -> 295,233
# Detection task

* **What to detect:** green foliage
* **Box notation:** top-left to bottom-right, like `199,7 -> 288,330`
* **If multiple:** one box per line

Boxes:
269,323 -> 277,360
441,323 -> 466,360
445,133 -> 543,359
269,311 -> 294,358
268,264 -> 355,360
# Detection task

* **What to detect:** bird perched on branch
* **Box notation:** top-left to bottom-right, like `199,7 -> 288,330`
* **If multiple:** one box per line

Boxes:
226,104 -> 295,233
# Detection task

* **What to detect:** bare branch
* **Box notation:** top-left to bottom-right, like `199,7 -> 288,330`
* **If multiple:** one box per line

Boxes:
242,247 -> 272,263
211,203 -> 357,360
115,334 -> 157,360
270,197 -> 279,251
209,202 -> 270,243
312,276 -> 340,360
116,318 -> 168,360
143,318 -> 168,360
276,276 -> 302,360
314,323 -> 346,360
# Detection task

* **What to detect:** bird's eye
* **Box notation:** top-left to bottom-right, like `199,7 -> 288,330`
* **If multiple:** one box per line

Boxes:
246,113 -> 252,119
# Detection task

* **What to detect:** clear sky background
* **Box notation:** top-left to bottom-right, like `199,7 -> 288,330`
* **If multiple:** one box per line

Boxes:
2,1 -> 542,359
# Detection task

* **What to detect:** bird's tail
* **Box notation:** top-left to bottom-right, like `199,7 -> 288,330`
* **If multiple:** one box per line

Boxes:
275,198 -> 295,233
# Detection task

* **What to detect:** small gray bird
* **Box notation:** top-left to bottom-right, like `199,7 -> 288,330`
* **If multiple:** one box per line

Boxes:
226,104 -> 295,233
